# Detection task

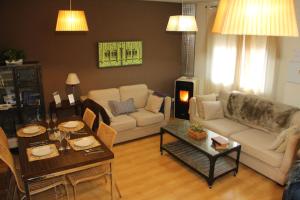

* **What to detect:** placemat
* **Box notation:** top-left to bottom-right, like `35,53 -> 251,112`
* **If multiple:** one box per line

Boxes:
68,136 -> 101,151
26,144 -> 59,162
17,125 -> 46,138
58,121 -> 85,132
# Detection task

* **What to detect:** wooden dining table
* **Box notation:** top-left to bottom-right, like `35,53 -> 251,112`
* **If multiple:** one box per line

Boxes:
17,116 -> 115,200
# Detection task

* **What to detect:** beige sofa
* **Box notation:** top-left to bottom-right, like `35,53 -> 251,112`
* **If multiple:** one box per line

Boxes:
189,91 -> 300,185
82,84 -> 171,144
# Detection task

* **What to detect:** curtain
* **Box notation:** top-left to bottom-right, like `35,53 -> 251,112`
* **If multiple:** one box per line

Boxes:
204,6 -> 277,99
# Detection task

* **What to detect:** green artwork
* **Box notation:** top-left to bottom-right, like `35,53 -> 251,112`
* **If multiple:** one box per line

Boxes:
98,41 -> 143,68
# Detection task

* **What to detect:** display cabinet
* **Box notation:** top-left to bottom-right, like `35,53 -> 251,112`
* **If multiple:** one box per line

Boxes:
0,62 -> 45,142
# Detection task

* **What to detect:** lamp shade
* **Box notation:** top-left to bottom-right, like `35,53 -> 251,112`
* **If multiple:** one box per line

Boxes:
212,0 -> 299,37
66,73 -> 80,85
166,15 -> 198,32
56,10 -> 89,31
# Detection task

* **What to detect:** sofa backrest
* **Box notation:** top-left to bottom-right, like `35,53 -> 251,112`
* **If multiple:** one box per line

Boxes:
87,88 -> 120,111
223,91 -> 300,134
227,92 -> 299,133
119,84 -> 149,109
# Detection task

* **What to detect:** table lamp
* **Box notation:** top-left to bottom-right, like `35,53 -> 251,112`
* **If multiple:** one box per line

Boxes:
65,73 -> 80,100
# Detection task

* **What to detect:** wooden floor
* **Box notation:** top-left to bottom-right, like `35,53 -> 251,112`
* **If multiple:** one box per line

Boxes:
32,134 -> 284,200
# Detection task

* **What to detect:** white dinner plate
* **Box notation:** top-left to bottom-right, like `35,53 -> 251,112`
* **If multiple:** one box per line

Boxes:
23,126 -> 40,134
63,121 -> 79,128
31,146 -> 52,157
74,137 -> 94,147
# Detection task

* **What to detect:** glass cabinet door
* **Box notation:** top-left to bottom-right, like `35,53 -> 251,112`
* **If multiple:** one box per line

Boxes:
0,68 -> 18,138
0,68 -> 16,105
16,67 -> 44,123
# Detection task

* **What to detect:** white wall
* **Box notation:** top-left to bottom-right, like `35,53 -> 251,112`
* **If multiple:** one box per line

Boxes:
276,1 -> 300,107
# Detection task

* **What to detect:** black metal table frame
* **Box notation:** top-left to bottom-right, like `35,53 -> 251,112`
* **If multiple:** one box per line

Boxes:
160,127 -> 241,188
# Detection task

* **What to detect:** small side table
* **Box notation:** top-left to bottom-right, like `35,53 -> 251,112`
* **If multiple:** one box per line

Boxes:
49,100 -> 82,119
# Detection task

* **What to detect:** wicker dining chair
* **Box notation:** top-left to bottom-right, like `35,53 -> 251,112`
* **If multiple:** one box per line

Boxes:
67,122 -> 121,200
0,127 -> 9,149
0,145 -> 70,200
82,108 -> 96,130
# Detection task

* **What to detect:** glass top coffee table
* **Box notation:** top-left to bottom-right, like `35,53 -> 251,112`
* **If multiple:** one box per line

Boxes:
160,119 -> 241,188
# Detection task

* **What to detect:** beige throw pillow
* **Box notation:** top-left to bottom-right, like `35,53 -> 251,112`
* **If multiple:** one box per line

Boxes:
202,101 -> 224,120
145,95 -> 164,113
268,125 -> 300,153
196,94 -> 217,119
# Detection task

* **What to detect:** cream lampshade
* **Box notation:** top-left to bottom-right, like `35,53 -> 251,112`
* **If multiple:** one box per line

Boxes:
212,0 -> 299,37
166,15 -> 198,32
56,10 -> 88,31
166,0 -> 198,32
66,73 -> 80,85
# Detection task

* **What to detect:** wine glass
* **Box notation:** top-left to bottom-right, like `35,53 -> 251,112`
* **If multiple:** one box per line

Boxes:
45,114 -> 51,132
52,114 -> 58,131
65,132 -> 71,150
57,131 -> 65,151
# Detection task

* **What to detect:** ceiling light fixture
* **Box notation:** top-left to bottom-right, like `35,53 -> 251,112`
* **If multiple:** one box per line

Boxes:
166,0 -> 198,32
212,0 -> 299,37
56,0 -> 89,32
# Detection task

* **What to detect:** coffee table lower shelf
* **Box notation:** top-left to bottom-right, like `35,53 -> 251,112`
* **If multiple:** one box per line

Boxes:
162,140 -> 237,187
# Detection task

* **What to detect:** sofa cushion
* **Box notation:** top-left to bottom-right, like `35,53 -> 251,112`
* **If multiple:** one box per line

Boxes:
119,84 -> 149,109
230,129 -> 284,167
88,88 -> 120,112
110,115 -> 136,132
129,108 -> 164,127
202,101 -> 224,120
145,95 -> 164,113
201,118 -> 250,137
196,94 -> 217,119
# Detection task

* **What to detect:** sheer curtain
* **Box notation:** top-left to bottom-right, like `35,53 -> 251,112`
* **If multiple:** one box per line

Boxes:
204,6 -> 277,99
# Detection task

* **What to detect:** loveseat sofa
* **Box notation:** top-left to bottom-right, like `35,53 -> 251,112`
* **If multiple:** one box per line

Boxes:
189,91 -> 300,185
81,84 -> 171,144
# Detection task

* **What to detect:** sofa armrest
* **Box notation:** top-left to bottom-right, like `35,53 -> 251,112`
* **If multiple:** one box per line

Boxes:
164,96 -> 171,122
189,97 -> 198,122
280,134 -> 300,176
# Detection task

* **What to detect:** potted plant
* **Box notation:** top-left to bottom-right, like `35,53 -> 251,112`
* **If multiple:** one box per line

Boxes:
188,122 -> 207,140
0,49 -> 25,65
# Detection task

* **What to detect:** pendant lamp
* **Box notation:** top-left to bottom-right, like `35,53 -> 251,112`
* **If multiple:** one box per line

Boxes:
212,0 -> 299,37
166,0 -> 198,32
56,0 -> 89,31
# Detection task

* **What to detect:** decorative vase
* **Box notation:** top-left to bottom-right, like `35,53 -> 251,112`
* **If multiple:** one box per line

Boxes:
5,59 -> 23,65
188,128 -> 207,140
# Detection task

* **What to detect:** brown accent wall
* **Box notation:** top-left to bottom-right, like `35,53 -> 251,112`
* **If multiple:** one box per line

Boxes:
0,0 -> 182,107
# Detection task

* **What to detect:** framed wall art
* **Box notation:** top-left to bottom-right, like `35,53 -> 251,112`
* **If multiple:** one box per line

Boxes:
98,41 -> 143,68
